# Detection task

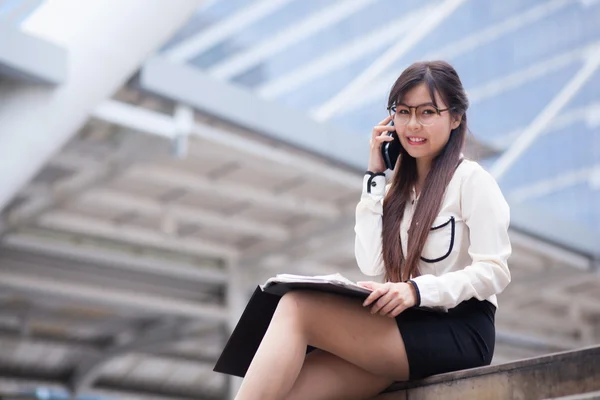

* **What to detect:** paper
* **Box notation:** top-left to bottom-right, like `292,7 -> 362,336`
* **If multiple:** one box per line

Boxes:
262,273 -> 371,293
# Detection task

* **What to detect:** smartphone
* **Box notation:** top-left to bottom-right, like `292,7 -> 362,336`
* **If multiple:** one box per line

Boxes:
381,121 -> 402,170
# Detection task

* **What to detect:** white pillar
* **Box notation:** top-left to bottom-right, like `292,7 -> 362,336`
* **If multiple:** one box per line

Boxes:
0,0 -> 202,211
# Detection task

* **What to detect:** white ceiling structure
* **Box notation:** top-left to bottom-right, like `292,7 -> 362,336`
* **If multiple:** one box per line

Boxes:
0,1 -> 599,399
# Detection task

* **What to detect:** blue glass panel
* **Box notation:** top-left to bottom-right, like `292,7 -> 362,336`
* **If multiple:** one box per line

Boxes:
277,46 -> 388,110
499,122 -> 598,191
161,0 -> 250,52
334,95 -> 389,136
562,68 -> 600,112
248,0 -> 432,86
468,61 -> 582,142
416,0 -> 546,56
385,1 -> 600,88
173,1 -> 600,234
0,0 -> 45,26
202,0 -> 340,71
524,182 -> 599,233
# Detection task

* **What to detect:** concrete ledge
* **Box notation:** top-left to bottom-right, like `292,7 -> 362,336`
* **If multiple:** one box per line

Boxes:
373,345 -> 600,400
0,25 -> 67,84
545,390 -> 600,400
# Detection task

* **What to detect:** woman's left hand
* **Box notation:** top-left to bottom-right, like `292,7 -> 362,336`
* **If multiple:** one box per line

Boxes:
358,281 -> 417,317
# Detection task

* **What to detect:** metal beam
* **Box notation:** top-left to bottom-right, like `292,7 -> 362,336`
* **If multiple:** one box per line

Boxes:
468,43 -> 594,105
0,326 -> 219,365
508,164 -> 600,203
240,214 -> 355,265
423,0 -> 573,61
136,48 -> 599,266
336,0 -> 580,116
509,203 -> 600,262
0,130 -> 154,235
0,0 -> 202,212
69,320 -> 219,396
490,46 -> 600,180
0,270 -> 228,321
490,100 -> 600,151
256,6 -> 430,99
2,233 -> 228,285
164,0 -> 295,63
0,0 -> 42,25
0,24 -> 67,84
93,97 -> 363,188
124,164 -> 340,219
0,370 -> 223,400
139,57 -> 368,177
208,0 -> 378,80
78,187 -> 290,241
312,0 -> 467,121
508,230 -> 592,270
36,210 -> 238,259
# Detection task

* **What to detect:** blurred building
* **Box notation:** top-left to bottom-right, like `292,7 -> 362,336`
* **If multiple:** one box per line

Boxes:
0,0 -> 599,399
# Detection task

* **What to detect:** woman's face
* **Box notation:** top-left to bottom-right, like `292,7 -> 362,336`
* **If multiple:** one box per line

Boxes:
393,83 -> 461,162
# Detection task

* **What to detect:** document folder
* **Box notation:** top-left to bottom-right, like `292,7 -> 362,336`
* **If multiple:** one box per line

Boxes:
214,273 -> 371,377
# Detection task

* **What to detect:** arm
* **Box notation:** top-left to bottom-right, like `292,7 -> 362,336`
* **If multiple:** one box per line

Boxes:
354,172 -> 387,276
410,167 -> 512,309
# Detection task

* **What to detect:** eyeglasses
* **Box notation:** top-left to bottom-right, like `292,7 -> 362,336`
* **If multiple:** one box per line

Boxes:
387,104 -> 453,126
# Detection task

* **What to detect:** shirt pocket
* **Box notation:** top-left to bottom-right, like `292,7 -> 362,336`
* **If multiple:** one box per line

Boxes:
420,215 -> 455,263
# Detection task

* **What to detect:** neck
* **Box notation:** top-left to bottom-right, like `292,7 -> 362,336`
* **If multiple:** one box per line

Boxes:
415,157 -> 432,189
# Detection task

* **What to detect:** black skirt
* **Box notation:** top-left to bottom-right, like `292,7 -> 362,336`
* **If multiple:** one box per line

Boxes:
395,298 -> 496,380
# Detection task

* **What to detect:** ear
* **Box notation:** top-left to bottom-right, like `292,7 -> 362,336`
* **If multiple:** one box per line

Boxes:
450,113 -> 462,131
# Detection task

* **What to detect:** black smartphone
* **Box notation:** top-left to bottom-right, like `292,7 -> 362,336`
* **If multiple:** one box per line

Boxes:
381,121 -> 402,170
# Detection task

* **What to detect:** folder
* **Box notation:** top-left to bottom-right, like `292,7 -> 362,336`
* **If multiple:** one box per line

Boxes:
213,274 -> 371,377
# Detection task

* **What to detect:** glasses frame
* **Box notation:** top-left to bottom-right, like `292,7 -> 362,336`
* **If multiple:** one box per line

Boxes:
387,104 -> 454,126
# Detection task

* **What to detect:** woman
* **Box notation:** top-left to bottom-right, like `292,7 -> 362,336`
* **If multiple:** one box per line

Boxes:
235,61 -> 512,400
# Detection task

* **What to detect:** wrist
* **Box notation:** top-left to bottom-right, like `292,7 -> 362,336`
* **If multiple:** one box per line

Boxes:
367,166 -> 386,174
407,280 -> 421,307
406,281 -> 420,307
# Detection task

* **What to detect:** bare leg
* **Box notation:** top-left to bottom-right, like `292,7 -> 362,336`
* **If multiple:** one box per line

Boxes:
285,349 -> 394,400
235,291 -> 410,400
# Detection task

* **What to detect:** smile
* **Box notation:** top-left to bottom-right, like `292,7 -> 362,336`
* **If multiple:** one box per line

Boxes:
407,137 -> 427,145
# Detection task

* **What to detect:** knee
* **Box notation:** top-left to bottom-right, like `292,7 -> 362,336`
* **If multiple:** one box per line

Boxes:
277,291 -> 309,315
274,291 -> 318,324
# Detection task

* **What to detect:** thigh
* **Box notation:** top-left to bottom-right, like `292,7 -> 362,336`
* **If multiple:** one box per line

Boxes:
276,291 -> 410,381
285,350 -> 393,400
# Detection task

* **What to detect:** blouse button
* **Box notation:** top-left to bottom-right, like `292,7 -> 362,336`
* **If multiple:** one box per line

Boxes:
370,181 -> 377,187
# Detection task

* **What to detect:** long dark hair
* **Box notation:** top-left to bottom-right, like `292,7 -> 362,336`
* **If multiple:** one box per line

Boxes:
382,61 -> 469,282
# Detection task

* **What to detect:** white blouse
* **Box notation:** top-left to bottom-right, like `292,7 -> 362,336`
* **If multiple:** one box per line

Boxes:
354,159 -> 511,311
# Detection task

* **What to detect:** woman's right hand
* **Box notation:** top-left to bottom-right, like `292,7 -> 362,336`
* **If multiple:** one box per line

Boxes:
368,115 -> 396,173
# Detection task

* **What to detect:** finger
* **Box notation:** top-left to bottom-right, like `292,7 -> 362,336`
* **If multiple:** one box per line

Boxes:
357,281 -> 377,290
371,122 -> 395,139
389,304 -> 407,318
363,287 -> 385,307
372,125 -> 396,134
377,115 -> 392,126
371,292 -> 394,314
363,286 -> 389,307
375,283 -> 399,315
373,135 -> 395,142
379,298 -> 402,316
371,131 -> 395,146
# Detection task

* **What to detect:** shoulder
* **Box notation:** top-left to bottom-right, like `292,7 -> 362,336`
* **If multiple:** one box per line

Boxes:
454,158 -> 498,188
455,159 -> 510,214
